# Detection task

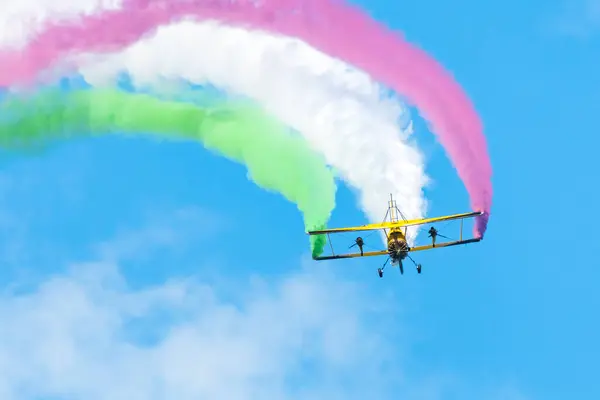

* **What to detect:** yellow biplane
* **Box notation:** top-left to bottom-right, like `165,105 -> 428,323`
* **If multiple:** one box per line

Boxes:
307,194 -> 483,277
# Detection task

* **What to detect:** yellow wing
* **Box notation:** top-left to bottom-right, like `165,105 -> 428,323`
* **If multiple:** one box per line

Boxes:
313,250 -> 388,260
311,237 -> 482,260
307,211 -> 483,235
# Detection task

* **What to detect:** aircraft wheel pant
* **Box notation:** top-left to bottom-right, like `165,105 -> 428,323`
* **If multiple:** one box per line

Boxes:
378,268 -> 383,278
417,264 -> 422,274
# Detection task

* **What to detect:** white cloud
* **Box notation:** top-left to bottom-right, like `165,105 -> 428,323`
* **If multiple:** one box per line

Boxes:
0,258 -> 404,400
0,257 -> 532,399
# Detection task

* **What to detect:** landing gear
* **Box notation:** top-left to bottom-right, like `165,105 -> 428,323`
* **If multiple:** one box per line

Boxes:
377,257 -> 422,277
406,253 -> 422,275
378,258 -> 390,278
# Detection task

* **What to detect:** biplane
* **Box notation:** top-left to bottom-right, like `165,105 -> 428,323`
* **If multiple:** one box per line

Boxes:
307,194 -> 483,277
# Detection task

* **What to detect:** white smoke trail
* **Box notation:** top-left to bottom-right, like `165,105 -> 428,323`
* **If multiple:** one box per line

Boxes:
0,0 -> 122,49
73,19 -> 429,243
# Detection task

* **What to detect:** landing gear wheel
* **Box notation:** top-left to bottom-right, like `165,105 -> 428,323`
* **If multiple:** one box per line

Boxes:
377,268 -> 383,278
417,264 -> 422,274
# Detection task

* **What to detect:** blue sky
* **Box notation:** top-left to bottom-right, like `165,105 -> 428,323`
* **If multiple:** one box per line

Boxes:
0,0 -> 598,398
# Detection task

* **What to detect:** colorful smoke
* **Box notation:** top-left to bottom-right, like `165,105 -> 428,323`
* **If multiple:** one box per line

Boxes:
75,20 -> 428,244
0,0 -> 492,237
0,88 -> 335,256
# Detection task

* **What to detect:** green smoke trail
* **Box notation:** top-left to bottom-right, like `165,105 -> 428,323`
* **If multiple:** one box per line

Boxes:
0,88 -> 334,256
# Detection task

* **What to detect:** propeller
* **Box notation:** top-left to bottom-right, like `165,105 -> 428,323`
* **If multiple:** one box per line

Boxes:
349,237 -> 365,256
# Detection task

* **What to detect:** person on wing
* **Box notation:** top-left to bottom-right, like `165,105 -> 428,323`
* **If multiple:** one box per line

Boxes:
428,227 -> 438,247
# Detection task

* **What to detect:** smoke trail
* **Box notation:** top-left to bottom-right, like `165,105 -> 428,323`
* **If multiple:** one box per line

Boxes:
0,0 -> 490,236
74,20 -> 427,245
0,0 -> 122,49
0,88 -> 335,256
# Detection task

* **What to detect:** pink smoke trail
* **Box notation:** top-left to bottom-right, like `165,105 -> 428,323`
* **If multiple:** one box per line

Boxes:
0,0 -> 492,237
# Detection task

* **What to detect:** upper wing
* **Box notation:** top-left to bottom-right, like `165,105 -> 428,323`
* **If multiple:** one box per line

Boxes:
307,211 -> 483,235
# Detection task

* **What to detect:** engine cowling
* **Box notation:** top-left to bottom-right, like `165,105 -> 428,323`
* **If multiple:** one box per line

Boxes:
387,231 -> 409,260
